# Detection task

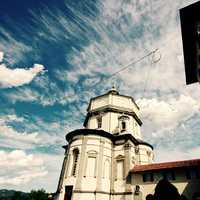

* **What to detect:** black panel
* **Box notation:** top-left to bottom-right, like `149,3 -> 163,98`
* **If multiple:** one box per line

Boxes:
64,186 -> 73,200
180,1 -> 200,84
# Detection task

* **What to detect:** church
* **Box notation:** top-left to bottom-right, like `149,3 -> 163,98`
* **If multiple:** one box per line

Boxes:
54,88 -> 200,200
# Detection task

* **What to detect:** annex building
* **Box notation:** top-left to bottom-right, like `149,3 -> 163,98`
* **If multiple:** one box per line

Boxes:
54,88 -> 200,200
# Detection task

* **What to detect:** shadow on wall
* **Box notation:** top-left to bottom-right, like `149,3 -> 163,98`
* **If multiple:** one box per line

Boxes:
146,179 -> 189,200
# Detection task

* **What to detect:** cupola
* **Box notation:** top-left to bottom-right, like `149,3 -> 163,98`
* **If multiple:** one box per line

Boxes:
84,88 -> 142,139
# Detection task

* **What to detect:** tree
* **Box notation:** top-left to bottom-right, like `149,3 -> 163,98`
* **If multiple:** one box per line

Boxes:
29,189 -> 48,200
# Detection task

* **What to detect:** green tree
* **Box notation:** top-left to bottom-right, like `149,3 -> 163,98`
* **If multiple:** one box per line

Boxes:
29,189 -> 48,200
11,191 -> 23,200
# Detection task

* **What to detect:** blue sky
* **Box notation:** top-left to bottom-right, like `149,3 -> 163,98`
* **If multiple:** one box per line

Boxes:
0,0 -> 200,192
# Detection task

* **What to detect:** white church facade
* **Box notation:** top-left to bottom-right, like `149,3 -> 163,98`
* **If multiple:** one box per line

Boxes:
54,88 -> 200,200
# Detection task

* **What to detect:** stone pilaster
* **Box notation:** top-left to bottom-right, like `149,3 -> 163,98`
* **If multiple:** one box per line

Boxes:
64,153 -> 71,178
124,142 -> 132,194
75,136 -> 87,190
110,143 -> 115,194
57,145 -> 69,193
96,138 -> 105,191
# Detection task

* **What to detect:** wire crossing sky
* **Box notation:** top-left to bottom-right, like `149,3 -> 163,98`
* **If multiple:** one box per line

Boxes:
0,0 -> 200,192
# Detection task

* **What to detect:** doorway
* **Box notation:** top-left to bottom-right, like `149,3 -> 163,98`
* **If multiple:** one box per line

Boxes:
64,186 -> 73,200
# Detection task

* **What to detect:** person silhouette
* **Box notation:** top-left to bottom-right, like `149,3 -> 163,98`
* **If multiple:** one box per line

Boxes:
154,179 -> 180,200
146,194 -> 154,200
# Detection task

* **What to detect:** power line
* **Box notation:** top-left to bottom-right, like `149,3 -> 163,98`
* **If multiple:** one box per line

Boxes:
105,48 -> 159,81
63,48 -> 160,102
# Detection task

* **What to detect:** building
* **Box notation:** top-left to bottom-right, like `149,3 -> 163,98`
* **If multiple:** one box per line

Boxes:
54,88 -> 200,200
131,159 -> 200,199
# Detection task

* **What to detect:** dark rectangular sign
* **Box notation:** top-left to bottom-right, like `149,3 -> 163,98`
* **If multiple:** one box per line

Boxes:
180,1 -> 200,84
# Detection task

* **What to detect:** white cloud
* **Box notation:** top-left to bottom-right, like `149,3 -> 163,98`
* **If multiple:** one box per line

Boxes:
0,25 -> 33,65
0,114 -> 24,123
0,61 -> 45,88
0,114 -> 65,150
0,122 -> 41,149
0,150 -> 47,186
0,51 -> 4,62
155,146 -> 200,163
137,95 -> 200,137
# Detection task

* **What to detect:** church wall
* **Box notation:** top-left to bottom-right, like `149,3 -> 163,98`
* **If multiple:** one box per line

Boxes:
91,96 -> 109,110
130,145 -> 137,165
86,110 -> 141,140
72,192 -> 96,200
111,95 -> 139,116
62,134 -> 113,196
107,112 -> 116,133
137,145 -> 153,164
72,192 -> 111,200
113,143 -> 129,194
57,135 -> 153,200
86,113 -> 110,132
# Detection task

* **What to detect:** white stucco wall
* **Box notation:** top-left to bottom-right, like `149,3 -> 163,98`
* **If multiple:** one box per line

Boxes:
58,134 -> 113,200
87,112 -> 141,139
131,168 -> 200,200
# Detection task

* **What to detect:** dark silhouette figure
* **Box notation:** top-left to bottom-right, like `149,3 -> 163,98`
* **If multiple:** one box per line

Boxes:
179,194 -> 188,200
154,179 -> 180,200
146,194 -> 154,200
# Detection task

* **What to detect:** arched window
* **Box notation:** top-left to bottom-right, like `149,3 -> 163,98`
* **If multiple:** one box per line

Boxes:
96,116 -> 102,129
118,115 -> 129,132
71,149 -> 79,176
121,121 -> 126,131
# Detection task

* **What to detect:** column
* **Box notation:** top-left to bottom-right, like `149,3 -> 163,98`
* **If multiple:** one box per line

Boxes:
124,142 -> 132,200
57,145 -> 69,193
110,143 -> 115,195
75,136 -> 88,190
96,138 -> 105,198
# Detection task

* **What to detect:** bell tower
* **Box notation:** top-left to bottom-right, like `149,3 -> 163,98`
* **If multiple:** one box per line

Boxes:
54,89 -> 154,200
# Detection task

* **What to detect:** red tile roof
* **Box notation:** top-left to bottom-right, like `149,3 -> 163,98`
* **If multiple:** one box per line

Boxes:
131,158 -> 200,173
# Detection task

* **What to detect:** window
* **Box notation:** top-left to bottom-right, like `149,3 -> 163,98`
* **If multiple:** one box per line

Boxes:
115,155 -> 125,180
118,115 -> 129,133
71,149 -> 79,176
134,185 -> 140,195
86,157 -> 96,177
162,171 -> 175,181
143,173 -> 154,182
117,160 -> 124,179
185,168 -> 200,180
97,116 -> 102,129
86,151 -> 97,177
121,121 -> 126,131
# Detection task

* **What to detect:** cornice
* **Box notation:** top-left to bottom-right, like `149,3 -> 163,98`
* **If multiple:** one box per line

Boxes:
83,105 -> 142,127
65,129 -> 153,149
86,92 -> 139,112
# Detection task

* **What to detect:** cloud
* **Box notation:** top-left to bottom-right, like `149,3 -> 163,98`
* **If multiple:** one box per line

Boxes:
0,114 -> 65,150
2,73 -> 80,106
0,51 -> 4,62
0,114 -> 24,123
0,60 -> 45,88
0,150 -> 47,186
155,146 -> 200,162
137,95 -> 200,137
0,122 -> 41,149
0,26 -> 33,65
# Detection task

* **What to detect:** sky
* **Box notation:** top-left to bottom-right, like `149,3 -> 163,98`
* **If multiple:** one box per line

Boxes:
0,0 -> 200,193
